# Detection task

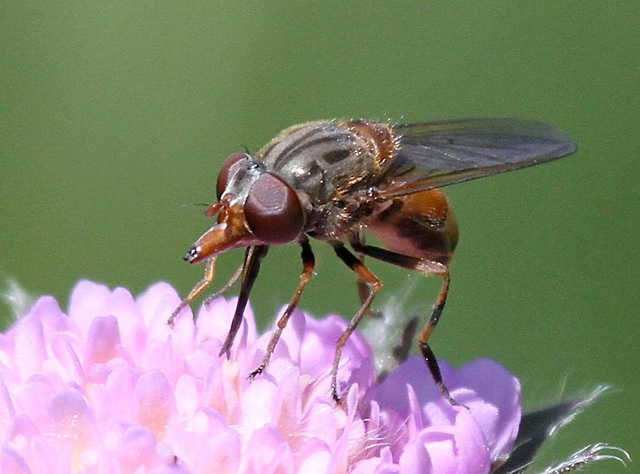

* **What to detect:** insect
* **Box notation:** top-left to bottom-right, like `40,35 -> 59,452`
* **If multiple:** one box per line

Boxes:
168,118 -> 576,404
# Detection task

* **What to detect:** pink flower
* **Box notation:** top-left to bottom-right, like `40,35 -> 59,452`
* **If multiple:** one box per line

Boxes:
0,281 -> 521,473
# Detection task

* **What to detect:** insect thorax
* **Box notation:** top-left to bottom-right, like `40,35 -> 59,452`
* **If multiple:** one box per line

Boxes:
258,121 -> 382,202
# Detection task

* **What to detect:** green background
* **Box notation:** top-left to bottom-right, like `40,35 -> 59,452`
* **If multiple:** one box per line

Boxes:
1,2 -> 637,470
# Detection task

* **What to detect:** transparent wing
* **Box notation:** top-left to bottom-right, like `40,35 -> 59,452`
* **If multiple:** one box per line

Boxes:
378,118 -> 577,198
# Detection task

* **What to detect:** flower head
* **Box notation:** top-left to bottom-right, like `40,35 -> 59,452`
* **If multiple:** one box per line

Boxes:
0,281 -> 522,472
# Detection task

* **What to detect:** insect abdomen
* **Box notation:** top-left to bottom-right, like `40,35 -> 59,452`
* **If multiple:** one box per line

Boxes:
365,188 -> 459,265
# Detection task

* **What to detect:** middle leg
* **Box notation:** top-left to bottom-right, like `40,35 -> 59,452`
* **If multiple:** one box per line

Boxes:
331,242 -> 382,403
248,236 -> 315,379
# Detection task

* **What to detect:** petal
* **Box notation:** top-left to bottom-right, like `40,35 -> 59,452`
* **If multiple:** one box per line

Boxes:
83,315 -> 121,369
67,281 -> 112,334
420,408 -> 491,474
115,426 -> 163,471
239,378 -> 278,431
192,426 -> 241,473
47,389 -> 99,468
398,438 -> 432,473
136,282 -> 182,327
351,446 -> 400,474
134,371 -> 176,438
241,425 -> 294,473
454,359 -> 521,460
1,446 -> 31,474
15,375 -> 55,430
297,314 -> 376,393
24,295 -> 68,335
12,314 -> 47,379
196,297 -> 257,355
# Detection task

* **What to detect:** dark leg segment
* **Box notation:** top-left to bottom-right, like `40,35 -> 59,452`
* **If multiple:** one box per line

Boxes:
350,241 -> 458,405
331,243 -> 382,404
219,245 -> 269,358
248,237 -> 315,379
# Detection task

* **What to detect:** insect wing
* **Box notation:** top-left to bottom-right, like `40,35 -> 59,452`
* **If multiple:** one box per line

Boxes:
379,118 -> 577,198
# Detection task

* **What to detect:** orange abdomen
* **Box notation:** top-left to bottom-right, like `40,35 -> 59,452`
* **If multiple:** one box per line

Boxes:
365,188 -> 458,265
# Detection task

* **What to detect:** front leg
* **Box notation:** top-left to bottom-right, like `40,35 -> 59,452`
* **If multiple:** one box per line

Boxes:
203,252 -> 247,307
168,256 -> 218,327
219,245 -> 269,358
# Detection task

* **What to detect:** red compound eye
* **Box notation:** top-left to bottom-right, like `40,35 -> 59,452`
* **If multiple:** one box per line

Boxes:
244,173 -> 304,245
216,152 -> 251,199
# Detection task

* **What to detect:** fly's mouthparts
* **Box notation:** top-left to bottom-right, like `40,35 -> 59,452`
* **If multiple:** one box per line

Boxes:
184,246 -> 200,263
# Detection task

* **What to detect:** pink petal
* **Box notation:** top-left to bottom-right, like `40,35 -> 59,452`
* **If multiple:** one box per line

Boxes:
67,281 -> 112,334
241,425 -> 294,473
12,314 -> 46,379
83,315 -> 121,368
420,408 -> 491,473
399,438 -> 433,472
115,426 -> 163,471
47,389 -> 99,465
454,359 -> 521,460
134,371 -> 176,437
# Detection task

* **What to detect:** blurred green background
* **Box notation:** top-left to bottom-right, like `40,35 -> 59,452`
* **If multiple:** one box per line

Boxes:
1,2 -> 637,470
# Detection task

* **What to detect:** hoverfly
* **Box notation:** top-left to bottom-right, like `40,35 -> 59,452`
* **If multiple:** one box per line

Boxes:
169,118 -> 576,404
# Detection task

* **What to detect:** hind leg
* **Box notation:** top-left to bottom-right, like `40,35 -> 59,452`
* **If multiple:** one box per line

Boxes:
350,240 -> 458,405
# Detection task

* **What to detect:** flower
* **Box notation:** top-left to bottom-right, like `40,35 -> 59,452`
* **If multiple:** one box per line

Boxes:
0,281 -> 523,473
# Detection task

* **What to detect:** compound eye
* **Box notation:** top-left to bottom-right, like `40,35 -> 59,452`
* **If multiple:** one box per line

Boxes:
245,173 -> 304,245
216,152 -> 251,199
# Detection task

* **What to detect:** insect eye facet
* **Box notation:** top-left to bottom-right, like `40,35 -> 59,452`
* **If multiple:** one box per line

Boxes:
216,152 -> 252,199
245,173 -> 304,245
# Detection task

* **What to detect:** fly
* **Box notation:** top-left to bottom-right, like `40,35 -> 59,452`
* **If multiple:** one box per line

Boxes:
168,118 -> 577,404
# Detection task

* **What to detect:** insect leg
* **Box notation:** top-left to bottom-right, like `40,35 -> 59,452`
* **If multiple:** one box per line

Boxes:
219,245 -> 269,358
203,247 -> 252,307
168,256 -> 218,327
356,258 -> 370,307
352,231 -> 383,317
350,241 -> 458,405
331,243 -> 382,404
248,236 -> 315,380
